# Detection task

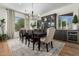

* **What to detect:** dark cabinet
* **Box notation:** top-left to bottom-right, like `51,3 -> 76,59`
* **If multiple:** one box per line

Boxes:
54,30 -> 67,41
54,30 -> 79,43
67,30 -> 78,42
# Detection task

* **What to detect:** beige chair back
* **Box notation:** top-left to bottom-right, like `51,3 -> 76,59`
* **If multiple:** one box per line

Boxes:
45,27 -> 55,43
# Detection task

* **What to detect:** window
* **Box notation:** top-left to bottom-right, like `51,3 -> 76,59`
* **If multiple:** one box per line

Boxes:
58,13 -> 73,30
15,16 -> 24,31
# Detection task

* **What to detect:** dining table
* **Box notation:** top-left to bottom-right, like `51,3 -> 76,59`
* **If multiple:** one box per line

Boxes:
26,29 -> 46,51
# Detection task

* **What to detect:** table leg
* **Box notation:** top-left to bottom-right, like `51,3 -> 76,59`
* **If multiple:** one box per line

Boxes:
38,38 -> 40,51
46,44 -> 48,52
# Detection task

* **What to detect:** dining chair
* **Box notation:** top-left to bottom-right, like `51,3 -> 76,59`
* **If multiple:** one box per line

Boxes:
25,32 -> 29,45
25,30 -> 38,48
19,30 -> 22,40
26,30 -> 33,47
32,31 -> 39,50
19,28 -> 26,43
40,27 -> 55,52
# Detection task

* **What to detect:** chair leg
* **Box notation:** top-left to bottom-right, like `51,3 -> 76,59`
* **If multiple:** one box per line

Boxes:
22,37 -> 24,43
51,41 -> 53,48
38,39 -> 40,51
28,39 -> 30,47
46,44 -> 48,52
33,40 -> 35,50
25,39 -> 27,45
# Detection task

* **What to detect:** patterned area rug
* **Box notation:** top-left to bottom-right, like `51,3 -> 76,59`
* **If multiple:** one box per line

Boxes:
7,39 -> 65,56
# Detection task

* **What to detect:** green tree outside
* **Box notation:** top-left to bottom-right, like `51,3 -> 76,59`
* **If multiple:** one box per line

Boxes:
15,18 -> 24,31
62,21 -> 66,27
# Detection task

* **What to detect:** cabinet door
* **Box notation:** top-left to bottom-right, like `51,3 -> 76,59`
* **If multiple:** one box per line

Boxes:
61,30 -> 67,41
67,31 -> 78,42
54,30 -> 67,41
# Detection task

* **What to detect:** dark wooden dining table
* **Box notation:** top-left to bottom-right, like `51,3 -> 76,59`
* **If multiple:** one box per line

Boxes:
26,29 -> 46,51
33,31 -> 46,51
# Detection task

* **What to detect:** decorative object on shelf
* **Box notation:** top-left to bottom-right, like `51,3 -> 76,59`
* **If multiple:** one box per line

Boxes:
51,16 -> 55,20
44,18 -> 47,21
72,15 -> 78,30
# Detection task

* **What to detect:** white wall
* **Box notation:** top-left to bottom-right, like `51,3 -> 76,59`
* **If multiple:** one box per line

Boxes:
41,4 -> 79,29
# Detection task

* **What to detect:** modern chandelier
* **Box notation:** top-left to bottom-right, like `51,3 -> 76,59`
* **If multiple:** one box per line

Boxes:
32,3 -> 34,17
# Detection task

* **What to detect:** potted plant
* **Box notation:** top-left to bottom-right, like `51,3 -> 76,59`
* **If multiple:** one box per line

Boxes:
0,34 -> 9,41
0,19 -> 9,41
72,15 -> 78,30
31,21 -> 36,29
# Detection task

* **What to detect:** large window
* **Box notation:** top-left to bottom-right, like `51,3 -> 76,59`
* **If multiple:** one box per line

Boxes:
15,12 -> 25,32
58,13 -> 73,30
15,17 -> 24,31
14,12 -> 29,38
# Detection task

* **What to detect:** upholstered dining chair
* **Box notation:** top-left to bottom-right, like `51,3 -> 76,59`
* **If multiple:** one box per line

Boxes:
40,27 -> 55,52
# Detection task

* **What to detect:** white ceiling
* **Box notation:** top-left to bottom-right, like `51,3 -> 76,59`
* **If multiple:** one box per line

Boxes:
0,3 -> 71,15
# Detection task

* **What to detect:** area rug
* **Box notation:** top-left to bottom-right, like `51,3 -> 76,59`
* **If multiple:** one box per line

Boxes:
7,39 -> 65,56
